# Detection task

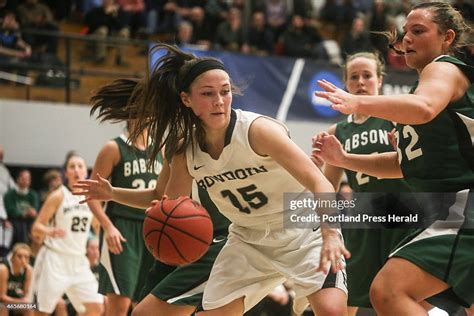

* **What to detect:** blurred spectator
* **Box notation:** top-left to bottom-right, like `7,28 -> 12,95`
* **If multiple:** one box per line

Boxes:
281,14 -> 313,58
39,168 -> 62,204
241,11 -> 274,56
0,146 -> 14,258
116,0 -> 146,37
338,0 -> 358,41
84,0 -> 130,65
453,0 -> 473,23
174,20 -> 193,46
0,146 -> 15,220
341,16 -> 372,59
0,243 -> 33,316
0,11 -> 31,71
86,237 -> 100,280
214,6 -> 244,52
205,0 -> 230,31
369,0 -> 390,61
0,0 -> 18,16
256,0 -> 288,42
4,169 -> 39,246
17,0 -> 59,55
293,0 -> 313,17
189,6 -> 213,49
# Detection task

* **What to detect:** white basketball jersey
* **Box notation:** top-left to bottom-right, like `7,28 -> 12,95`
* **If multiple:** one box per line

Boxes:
186,109 -> 306,228
44,185 -> 93,256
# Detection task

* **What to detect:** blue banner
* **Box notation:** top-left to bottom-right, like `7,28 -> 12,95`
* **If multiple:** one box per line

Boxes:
150,46 -> 418,122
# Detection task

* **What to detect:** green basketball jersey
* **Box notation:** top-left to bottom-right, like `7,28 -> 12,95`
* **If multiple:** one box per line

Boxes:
106,135 -> 163,220
4,260 -> 26,299
335,116 -> 412,192
396,55 -> 474,193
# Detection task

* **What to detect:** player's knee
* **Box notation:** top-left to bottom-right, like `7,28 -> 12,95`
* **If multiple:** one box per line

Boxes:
315,301 -> 347,316
85,302 -> 104,316
369,277 -> 394,310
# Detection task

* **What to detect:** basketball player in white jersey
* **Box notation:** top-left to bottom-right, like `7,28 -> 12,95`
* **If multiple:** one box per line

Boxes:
30,153 -> 103,316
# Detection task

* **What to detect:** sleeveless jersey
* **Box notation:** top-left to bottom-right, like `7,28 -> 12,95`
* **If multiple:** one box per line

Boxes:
44,185 -> 93,256
186,109 -> 306,229
395,55 -> 474,193
335,116 -> 412,193
4,260 -> 26,298
106,135 -> 163,220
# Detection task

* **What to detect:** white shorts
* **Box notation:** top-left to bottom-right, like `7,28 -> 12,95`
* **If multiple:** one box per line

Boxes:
202,225 -> 347,314
31,247 -> 103,314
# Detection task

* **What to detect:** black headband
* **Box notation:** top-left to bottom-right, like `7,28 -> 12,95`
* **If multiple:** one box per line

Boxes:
179,59 -> 226,92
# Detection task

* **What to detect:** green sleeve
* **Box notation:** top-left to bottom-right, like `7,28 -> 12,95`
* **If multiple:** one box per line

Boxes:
3,190 -> 20,218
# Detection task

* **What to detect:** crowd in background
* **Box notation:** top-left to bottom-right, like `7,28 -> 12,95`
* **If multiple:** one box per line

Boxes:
0,0 -> 472,70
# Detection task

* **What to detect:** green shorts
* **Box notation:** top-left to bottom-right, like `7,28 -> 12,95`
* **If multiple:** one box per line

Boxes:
139,235 -> 227,306
99,216 -> 155,301
342,228 -> 413,307
391,190 -> 474,307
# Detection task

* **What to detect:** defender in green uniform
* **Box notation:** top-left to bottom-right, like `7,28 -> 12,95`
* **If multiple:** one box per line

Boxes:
314,2 -> 474,313
314,52 -> 417,314
87,79 -> 162,316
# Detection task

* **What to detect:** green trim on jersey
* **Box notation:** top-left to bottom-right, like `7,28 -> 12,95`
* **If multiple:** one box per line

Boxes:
106,136 -> 163,220
396,55 -> 474,193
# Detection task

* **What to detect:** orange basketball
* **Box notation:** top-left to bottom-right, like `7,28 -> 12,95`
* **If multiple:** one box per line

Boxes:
143,196 -> 213,266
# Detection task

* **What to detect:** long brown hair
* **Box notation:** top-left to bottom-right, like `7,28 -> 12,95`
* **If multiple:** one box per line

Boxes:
128,43 -> 232,164
89,78 -> 143,123
385,2 -> 471,56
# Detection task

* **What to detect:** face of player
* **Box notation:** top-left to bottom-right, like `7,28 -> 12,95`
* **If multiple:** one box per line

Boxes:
12,248 -> 30,269
345,57 -> 382,96
402,8 -> 453,71
65,156 -> 88,186
181,69 -> 232,133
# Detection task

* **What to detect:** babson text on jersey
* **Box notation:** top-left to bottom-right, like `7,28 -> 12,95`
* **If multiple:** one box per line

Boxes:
197,166 -> 268,189
344,129 -> 390,152
124,159 -> 162,177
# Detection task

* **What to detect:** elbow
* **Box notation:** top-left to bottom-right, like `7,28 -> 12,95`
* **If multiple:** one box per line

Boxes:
418,106 -> 437,124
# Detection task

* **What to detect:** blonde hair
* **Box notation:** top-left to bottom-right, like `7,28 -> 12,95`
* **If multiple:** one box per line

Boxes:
11,243 -> 31,257
342,52 -> 386,82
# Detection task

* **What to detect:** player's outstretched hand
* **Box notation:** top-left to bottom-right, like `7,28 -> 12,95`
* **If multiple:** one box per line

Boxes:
312,134 -> 346,167
104,224 -> 127,254
315,79 -> 359,115
73,173 -> 113,204
317,228 -> 350,274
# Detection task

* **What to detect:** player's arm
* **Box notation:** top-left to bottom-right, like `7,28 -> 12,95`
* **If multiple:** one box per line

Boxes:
164,151 -> 193,199
31,189 -> 65,240
0,264 -> 25,304
22,265 -> 32,303
313,133 -> 402,179
75,142 -> 164,209
319,125 -> 344,191
317,62 -> 470,124
85,141 -> 127,253
249,117 -> 350,273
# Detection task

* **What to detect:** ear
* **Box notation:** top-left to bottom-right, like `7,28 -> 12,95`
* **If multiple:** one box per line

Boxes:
378,76 -> 383,90
442,29 -> 455,51
180,91 -> 192,108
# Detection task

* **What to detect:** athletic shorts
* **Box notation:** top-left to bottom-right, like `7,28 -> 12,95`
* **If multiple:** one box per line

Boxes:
202,225 -> 347,314
32,247 -> 103,314
390,189 -> 474,307
139,235 -> 227,306
99,217 -> 155,301
342,228 -> 413,307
